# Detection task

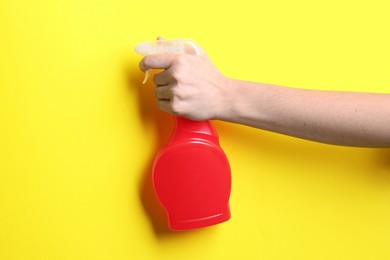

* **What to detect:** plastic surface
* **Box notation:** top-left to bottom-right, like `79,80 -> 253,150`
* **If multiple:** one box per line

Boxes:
153,117 -> 231,230
135,39 -> 231,230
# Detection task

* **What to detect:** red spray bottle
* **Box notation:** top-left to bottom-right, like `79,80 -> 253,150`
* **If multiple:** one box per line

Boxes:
135,39 -> 231,231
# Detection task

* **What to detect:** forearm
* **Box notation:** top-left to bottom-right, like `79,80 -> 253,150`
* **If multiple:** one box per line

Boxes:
221,79 -> 390,147
140,52 -> 390,147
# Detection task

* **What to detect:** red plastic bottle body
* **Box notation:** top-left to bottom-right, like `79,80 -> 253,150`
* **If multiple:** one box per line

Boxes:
152,116 -> 231,230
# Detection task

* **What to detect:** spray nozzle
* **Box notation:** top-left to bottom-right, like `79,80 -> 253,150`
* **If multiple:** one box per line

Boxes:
134,39 -> 202,84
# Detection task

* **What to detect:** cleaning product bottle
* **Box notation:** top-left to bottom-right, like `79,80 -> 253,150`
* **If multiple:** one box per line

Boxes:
135,39 -> 231,231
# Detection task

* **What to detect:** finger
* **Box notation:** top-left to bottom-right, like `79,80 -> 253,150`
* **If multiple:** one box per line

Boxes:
157,36 -> 165,40
153,70 -> 172,86
154,86 -> 172,100
139,54 -> 178,71
157,100 -> 172,114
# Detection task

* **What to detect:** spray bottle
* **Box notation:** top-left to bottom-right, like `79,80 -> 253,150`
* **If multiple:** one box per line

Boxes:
135,39 -> 231,231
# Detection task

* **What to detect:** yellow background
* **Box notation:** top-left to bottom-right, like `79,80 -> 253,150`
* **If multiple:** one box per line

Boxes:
1,0 -> 390,259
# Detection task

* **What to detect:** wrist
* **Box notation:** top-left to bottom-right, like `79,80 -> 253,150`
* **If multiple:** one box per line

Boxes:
216,78 -> 275,128
214,77 -> 241,122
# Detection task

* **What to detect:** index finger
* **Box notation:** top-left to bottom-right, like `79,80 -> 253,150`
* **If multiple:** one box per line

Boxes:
139,53 -> 179,72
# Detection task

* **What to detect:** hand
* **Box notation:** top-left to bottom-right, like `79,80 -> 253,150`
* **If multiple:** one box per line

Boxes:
139,52 -> 230,121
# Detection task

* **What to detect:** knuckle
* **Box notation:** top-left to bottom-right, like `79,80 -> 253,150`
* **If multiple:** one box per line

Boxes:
171,86 -> 187,100
171,99 -> 186,116
170,87 -> 180,98
171,57 -> 188,77
170,100 -> 184,116
175,55 -> 186,66
171,69 -> 186,83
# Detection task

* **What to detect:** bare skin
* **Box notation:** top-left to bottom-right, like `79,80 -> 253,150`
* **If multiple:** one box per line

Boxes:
139,52 -> 390,148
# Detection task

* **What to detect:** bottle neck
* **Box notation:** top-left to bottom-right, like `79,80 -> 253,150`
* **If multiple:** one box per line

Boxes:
169,116 -> 218,143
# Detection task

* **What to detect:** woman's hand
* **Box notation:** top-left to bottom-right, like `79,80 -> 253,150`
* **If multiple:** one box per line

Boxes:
139,52 -> 231,121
